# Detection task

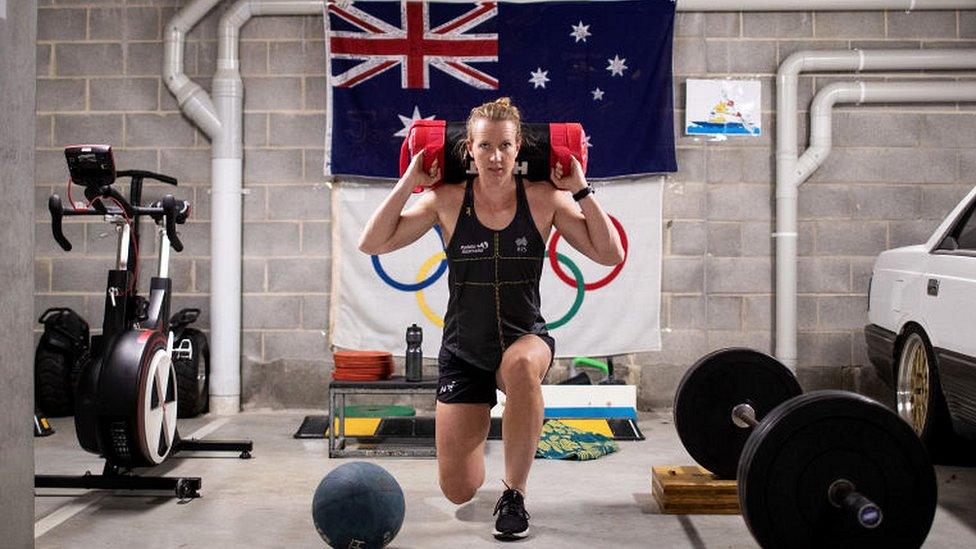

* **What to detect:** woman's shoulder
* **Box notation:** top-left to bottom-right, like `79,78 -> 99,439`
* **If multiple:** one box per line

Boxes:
522,179 -> 563,216
429,181 -> 466,209
523,178 -> 555,192
523,179 -> 559,200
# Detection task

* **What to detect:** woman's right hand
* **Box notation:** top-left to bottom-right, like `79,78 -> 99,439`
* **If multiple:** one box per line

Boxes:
403,151 -> 440,189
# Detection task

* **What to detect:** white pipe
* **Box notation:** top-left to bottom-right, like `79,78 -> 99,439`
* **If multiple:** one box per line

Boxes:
165,0 -> 240,414
163,0 -> 223,137
776,50 -> 976,370
165,0 -> 325,414
800,81 -> 976,180
212,1 -> 322,414
207,7 -> 246,415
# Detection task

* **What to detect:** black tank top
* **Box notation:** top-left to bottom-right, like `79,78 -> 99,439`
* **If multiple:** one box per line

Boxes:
440,177 -> 550,371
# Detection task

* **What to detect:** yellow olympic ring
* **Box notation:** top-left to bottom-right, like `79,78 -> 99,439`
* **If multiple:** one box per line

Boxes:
415,251 -> 447,328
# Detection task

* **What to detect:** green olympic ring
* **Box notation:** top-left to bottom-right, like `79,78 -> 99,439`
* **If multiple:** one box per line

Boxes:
546,252 -> 585,330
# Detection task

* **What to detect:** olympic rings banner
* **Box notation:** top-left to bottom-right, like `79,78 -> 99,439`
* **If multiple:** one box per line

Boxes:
330,178 -> 662,358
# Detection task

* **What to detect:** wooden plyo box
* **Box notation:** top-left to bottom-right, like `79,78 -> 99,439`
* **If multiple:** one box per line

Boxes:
651,465 -> 741,515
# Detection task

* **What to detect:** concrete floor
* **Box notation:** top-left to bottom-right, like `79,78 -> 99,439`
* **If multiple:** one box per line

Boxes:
33,410 -> 976,548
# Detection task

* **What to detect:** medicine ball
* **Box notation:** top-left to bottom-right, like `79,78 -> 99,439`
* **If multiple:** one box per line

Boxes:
311,462 -> 405,549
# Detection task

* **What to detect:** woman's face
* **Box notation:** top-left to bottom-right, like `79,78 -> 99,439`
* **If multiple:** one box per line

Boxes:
466,118 -> 520,184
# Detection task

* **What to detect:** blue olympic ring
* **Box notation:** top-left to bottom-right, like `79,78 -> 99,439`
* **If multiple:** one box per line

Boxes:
370,224 -> 447,291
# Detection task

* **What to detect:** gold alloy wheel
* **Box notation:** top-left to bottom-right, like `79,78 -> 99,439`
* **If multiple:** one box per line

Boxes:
897,333 -> 930,436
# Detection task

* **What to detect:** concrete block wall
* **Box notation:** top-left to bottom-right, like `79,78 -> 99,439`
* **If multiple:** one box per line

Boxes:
34,1 -> 331,408
33,3 -> 976,410
643,9 -> 976,407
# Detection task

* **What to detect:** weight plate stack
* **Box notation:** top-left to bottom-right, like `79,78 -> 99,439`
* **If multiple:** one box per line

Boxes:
674,348 -> 802,479
738,390 -> 937,549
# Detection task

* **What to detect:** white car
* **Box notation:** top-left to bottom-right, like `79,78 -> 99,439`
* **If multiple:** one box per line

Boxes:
866,184 -> 976,452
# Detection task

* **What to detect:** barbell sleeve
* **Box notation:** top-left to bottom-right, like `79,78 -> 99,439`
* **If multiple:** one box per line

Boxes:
829,479 -> 883,529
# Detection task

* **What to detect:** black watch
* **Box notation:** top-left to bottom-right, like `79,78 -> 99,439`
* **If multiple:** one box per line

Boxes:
572,185 -> 594,202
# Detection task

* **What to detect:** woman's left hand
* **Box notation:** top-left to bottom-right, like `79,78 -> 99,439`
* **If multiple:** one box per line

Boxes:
550,156 -> 587,194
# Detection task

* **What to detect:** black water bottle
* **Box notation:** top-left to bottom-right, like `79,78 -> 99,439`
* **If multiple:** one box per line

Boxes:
405,324 -> 423,382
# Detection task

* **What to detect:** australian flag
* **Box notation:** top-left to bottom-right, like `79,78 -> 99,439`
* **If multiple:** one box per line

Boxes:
324,0 -> 676,180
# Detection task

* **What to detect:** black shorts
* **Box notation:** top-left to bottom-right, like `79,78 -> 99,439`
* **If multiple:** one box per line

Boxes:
436,334 -> 555,407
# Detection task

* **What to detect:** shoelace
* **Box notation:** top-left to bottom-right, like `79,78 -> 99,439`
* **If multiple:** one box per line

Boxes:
493,482 -> 530,519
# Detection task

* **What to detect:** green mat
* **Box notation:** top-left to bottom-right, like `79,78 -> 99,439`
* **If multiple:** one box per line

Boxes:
340,405 -> 415,418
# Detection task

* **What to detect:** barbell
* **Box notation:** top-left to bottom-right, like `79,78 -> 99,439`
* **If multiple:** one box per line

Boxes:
673,348 -> 938,548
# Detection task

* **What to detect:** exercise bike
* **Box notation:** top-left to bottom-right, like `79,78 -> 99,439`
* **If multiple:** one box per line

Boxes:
33,168 -> 209,419
35,145 -> 251,499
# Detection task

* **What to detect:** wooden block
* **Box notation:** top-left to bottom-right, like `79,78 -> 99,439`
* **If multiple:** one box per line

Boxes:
651,465 -> 741,515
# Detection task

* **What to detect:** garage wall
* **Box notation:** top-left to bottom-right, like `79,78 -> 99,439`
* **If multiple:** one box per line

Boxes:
33,2 -> 976,409
4,0 -> 38,546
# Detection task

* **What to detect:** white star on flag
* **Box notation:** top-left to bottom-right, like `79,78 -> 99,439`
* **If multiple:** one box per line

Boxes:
529,68 -> 550,89
394,106 -> 436,137
607,55 -> 628,77
583,134 -> 592,148
570,21 -> 591,43
591,88 -> 605,101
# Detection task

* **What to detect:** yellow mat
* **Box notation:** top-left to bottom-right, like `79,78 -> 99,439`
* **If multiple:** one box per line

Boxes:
330,418 -> 382,437
556,419 -> 614,438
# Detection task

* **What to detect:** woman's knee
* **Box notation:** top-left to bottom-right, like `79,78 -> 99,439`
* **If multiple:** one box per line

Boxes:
440,477 -> 481,504
498,354 -> 543,393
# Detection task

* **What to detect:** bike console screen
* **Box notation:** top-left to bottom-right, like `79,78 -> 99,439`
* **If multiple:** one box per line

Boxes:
65,144 -> 116,187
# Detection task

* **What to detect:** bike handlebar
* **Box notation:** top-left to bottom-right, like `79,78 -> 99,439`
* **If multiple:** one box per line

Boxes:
116,169 -> 178,186
47,191 -> 188,253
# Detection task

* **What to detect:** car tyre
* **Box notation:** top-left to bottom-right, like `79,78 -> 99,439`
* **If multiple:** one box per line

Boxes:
895,326 -> 955,456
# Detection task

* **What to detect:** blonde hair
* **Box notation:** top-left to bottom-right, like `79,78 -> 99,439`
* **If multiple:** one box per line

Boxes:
456,97 -> 523,160
467,97 -> 522,140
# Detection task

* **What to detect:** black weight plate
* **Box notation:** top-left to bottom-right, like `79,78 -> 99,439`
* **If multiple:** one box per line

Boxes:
674,348 -> 801,479
738,390 -> 937,549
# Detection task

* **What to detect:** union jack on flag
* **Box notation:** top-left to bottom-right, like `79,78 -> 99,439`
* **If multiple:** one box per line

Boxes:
324,0 -> 676,180
328,1 -> 499,89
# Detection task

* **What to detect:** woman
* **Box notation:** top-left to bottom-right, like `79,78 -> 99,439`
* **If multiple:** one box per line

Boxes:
359,98 -> 624,541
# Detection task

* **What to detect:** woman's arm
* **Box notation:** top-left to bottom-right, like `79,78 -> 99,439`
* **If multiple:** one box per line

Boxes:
550,157 -> 624,266
358,153 -> 441,255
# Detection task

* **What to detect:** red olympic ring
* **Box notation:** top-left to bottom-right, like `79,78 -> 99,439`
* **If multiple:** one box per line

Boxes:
547,215 -> 628,291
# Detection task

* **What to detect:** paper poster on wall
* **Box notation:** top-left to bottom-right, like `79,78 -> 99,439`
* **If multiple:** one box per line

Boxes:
685,79 -> 761,137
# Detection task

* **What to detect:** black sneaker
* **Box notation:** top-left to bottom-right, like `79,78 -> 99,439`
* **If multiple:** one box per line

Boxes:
493,487 -> 530,541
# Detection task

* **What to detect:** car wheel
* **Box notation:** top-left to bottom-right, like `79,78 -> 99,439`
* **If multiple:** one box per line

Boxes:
895,327 -> 953,453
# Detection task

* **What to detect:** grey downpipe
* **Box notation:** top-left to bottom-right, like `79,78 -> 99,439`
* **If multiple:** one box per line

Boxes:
213,1 -> 322,415
776,49 -> 976,369
164,0 -> 223,138
165,0 -> 240,414
800,81 -> 976,181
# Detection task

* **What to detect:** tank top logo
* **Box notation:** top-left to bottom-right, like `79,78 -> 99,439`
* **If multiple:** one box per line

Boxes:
459,241 -> 490,255
515,236 -> 528,254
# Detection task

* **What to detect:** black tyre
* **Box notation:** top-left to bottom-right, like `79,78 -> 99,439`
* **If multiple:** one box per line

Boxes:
174,328 -> 210,418
69,349 -> 89,399
35,347 -> 75,416
73,353 -> 101,454
894,326 -> 954,455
